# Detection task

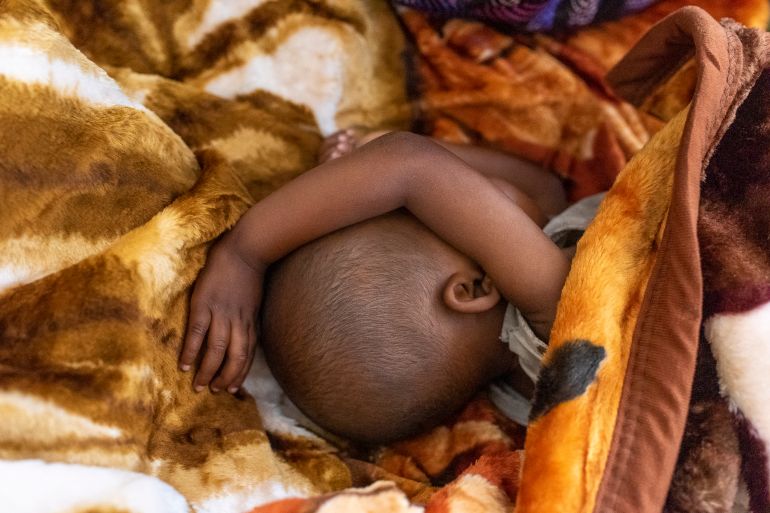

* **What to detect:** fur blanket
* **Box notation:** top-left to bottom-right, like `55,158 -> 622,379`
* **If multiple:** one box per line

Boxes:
401,0 -> 768,200
2,2 -> 770,513
518,8 -> 770,513
0,1 -> 407,511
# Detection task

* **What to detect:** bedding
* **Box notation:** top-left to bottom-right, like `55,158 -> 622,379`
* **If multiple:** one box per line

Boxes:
519,7 -> 770,513
400,0 -> 768,201
0,1 -> 407,511
1,2 -> 770,513
393,0 -> 660,32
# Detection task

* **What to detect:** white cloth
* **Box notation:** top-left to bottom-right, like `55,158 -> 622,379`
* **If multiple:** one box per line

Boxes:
489,192 -> 605,425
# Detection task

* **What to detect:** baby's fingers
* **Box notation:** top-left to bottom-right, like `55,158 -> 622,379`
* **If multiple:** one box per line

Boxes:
211,322 -> 252,393
194,315 -> 230,392
180,304 -> 211,371
229,324 -> 257,393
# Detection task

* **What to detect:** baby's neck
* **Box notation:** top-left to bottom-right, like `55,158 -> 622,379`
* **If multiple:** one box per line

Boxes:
561,244 -> 577,262
503,362 -> 535,400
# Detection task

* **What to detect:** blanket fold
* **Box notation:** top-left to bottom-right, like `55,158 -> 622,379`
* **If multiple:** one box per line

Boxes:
516,7 -> 770,513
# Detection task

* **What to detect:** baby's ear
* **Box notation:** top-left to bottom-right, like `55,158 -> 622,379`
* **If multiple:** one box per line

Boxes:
443,271 -> 501,314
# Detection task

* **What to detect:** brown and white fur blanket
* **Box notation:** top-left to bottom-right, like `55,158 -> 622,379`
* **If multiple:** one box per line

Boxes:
0,1 -> 407,511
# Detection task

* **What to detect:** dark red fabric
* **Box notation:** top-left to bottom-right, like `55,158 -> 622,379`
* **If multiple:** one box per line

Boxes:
700,68 -> 770,318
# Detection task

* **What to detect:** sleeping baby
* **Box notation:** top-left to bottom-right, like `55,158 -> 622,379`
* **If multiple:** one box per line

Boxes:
179,130 -> 603,443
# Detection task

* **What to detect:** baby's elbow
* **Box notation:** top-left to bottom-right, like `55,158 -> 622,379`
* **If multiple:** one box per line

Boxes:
375,131 -> 434,154
539,174 -> 568,218
376,132 -> 449,180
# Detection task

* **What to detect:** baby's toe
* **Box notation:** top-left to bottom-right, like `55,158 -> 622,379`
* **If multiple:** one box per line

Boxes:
318,129 -> 356,163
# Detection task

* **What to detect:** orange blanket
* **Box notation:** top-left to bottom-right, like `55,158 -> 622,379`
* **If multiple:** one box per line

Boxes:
402,0 -> 768,201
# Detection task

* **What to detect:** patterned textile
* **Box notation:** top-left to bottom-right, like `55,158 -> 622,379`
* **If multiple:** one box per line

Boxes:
250,397 -> 527,513
0,1 -> 407,511
518,8 -> 770,513
401,0 -> 768,201
394,0 -> 658,31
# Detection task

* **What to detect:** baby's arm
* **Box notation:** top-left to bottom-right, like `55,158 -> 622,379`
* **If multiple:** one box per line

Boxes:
332,130 -> 566,221
181,132 -> 568,392
429,140 -> 567,219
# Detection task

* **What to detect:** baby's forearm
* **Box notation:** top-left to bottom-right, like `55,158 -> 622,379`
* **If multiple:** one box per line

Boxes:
227,132 -> 426,268
226,132 -> 567,332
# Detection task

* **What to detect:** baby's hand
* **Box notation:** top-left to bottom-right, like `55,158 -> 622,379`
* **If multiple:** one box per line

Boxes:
180,238 -> 265,393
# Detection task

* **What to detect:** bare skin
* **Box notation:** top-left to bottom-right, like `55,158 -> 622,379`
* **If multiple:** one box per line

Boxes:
320,128 -> 567,225
180,131 -> 569,394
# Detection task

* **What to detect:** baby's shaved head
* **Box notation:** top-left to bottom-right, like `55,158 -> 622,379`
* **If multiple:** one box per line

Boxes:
261,212 -> 493,443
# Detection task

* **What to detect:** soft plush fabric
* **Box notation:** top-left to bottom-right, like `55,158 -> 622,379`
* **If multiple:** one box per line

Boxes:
400,0 -> 768,201
394,0 -> 659,32
699,65 -> 770,513
251,397 -> 528,513
517,8 -> 770,513
0,1 -> 407,511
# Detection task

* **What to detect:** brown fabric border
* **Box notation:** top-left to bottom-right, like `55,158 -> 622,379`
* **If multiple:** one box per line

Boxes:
595,8 -> 731,513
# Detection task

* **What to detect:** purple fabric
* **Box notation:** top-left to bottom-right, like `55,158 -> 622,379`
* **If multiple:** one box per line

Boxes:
393,0 -> 660,31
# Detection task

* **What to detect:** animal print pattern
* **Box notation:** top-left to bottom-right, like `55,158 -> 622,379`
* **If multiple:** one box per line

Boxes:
519,9 -> 770,513
0,1 -> 406,511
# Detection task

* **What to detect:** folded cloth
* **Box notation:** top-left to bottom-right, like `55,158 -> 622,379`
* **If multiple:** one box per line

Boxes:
518,7 -> 770,513
394,0 -> 659,31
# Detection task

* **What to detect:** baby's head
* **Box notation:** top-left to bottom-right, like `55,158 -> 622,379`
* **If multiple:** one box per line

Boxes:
261,211 -> 513,444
